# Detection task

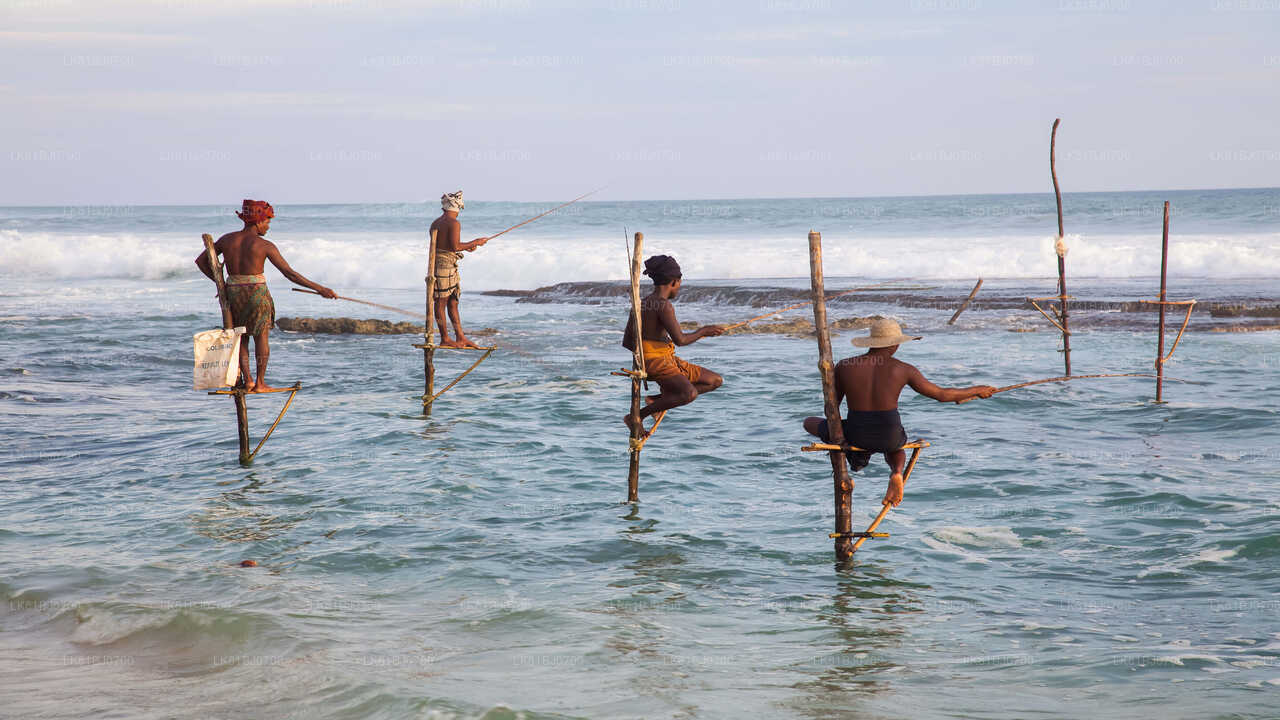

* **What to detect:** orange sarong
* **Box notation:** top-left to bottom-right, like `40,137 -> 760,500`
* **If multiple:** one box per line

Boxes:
641,340 -> 704,384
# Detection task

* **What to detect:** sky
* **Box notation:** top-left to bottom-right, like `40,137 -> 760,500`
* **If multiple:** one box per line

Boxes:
1,0 -> 1277,204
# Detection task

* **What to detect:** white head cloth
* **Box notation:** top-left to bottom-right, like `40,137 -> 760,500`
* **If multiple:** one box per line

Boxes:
441,190 -> 464,212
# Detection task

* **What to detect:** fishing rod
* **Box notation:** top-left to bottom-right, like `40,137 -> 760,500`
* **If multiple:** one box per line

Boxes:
956,372 -> 1194,404
721,278 -> 910,331
292,288 -> 425,319
483,187 -> 604,242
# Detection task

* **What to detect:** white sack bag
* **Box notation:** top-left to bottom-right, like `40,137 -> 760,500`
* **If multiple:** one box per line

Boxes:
193,327 -> 245,390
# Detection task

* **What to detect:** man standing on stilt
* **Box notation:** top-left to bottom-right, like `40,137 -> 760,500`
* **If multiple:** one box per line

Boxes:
196,199 -> 336,392
430,190 -> 489,348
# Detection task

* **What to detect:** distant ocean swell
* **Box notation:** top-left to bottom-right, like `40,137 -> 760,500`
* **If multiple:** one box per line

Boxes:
3,229 -> 1279,289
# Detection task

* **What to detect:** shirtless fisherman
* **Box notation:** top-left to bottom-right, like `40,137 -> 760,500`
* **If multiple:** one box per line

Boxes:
803,318 -> 995,507
429,191 -> 489,348
621,255 -> 725,436
195,199 -> 336,392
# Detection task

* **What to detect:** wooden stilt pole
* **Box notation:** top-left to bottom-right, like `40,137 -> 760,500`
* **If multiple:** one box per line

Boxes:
947,277 -> 983,325
1156,201 -> 1170,403
201,233 -> 250,464
808,230 -> 854,561
423,229 -> 438,413
627,232 -> 645,502
1050,118 -> 1071,376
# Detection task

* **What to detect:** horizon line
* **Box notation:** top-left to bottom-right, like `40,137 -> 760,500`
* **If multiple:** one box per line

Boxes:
4,185 -> 1277,209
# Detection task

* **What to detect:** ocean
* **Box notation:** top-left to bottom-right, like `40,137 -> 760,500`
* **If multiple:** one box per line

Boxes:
2,190 -> 1279,719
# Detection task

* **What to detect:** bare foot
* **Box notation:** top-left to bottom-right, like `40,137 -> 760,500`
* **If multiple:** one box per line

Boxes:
252,381 -> 277,393
623,413 -> 650,438
243,380 -> 256,393
455,335 -> 481,349
883,472 -> 905,507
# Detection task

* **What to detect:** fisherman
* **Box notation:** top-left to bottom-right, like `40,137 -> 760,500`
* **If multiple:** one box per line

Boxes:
802,318 -> 995,507
196,199 -> 336,392
429,190 -> 489,348
622,255 -> 725,436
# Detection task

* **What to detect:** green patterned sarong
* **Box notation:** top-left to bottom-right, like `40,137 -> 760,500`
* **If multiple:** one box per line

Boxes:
227,282 -> 275,336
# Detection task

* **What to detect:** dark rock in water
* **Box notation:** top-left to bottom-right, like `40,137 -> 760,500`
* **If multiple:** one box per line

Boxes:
1209,322 -> 1280,333
680,315 -> 894,338
1209,304 -> 1280,318
277,317 -> 498,337
481,289 -> 536,297
278,317 -> 423,334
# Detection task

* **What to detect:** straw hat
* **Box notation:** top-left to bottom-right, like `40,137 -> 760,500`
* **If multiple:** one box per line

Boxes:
851,318 -> 921,348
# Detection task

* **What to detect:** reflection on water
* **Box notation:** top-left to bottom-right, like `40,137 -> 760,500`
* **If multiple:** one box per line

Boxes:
189,474 -> 311,544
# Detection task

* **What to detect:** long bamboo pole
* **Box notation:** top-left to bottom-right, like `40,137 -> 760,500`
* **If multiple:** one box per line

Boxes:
955,372 -> 1178,404
1051,118 -> 1071,375
424,228 -> 438,411
293,288 -> 424,319
201,233 -> 250,464
627,231 -> 645,502
485,187 -> 602,242
948,277 -> 984,325
809,230 -> 854,561
1156,201 -> 1170,403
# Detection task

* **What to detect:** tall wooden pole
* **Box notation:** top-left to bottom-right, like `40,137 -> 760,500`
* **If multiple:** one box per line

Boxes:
1050,118 -> 1071,376
423,229 -> 438,412
1156,201 -> 1170,403
202,233 -> 250,464
808,231 -> 854,560
627,232 -> 645,502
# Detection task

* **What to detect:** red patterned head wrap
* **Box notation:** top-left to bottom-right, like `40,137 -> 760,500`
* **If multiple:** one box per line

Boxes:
237,199 -> 274,225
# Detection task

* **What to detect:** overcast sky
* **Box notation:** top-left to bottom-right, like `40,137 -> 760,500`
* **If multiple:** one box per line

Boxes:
2,0 -> 1277,204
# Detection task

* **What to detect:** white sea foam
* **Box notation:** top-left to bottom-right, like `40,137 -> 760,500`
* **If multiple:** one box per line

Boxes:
933,525 -> 1023,549
3,228 -> 1279,289
1137,546 -> 1242,578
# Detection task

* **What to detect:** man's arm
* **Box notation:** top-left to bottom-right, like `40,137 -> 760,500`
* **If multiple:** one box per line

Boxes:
263,242 -> 337,298
655,300 -> 723,346
438,219 -> 488,253
905,364 -> 995,404
194,237 -> 220,281
195,249 -> 215,281
622,313 -> 635,351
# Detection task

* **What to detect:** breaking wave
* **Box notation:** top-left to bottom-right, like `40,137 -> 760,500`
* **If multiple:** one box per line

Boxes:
2,228 -> 1279,289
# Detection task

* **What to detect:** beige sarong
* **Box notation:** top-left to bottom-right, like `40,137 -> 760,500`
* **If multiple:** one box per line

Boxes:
434,251 -> 461,299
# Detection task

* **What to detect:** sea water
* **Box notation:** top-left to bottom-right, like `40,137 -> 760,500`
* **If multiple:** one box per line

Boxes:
2,191 -> 1278,719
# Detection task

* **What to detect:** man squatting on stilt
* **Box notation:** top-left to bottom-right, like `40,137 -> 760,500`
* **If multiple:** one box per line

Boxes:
430,190 -> 489,348
803,318 -> 996,507
196,199 -> 336,392
622,255 -> 725,437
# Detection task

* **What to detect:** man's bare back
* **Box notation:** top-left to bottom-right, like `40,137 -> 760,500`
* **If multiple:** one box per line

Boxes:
836,354 -> 917,412
214,228 -> 272,276
836,351 -> 995,412
212,228 -> 321,284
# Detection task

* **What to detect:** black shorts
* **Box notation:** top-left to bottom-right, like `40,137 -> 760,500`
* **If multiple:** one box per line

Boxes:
816,409 -> 909,472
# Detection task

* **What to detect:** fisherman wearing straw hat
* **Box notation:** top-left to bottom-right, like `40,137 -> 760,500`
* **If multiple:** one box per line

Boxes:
802,318 -> 995,507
